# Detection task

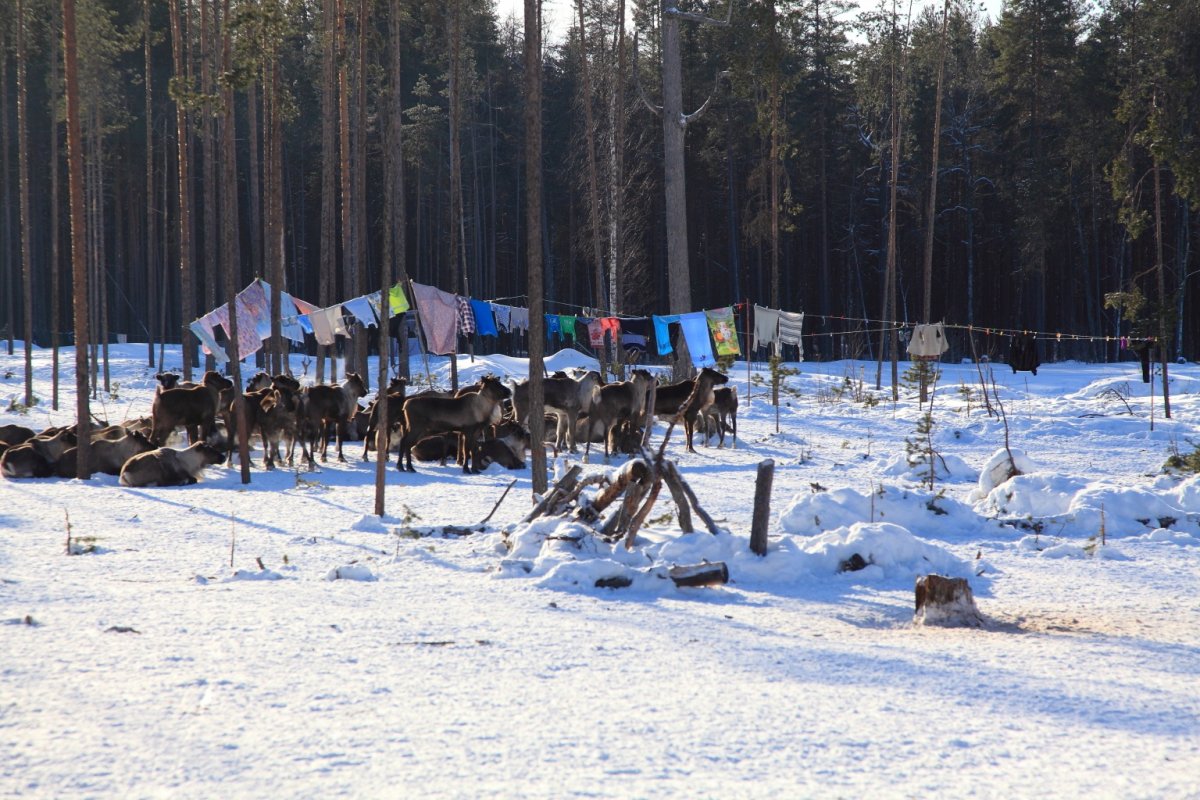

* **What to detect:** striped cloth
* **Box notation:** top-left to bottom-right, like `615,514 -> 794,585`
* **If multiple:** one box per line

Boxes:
778,310 -> 804,360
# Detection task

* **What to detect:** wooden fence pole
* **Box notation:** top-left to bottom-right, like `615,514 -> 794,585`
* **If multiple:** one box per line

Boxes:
750,458 -> 775,556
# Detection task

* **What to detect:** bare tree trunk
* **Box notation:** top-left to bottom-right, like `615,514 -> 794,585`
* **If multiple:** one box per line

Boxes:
1153,158 -> 1171,418
607,0 -> 626,313
247,81 -> 262,286
354,0 -> 369,385
269,61 -> 284,375
448,0 -> 465,390
16,0 -> 33,406
98,123 -> 110,395
170,0 -> 196,380
50,14 -> 62,408
220,0 -> 250,483
526,0 -> 548,496
200,0 -> 217,371
769,89 -> 780,309
922,0 -> 949,326
388,0 -> 409,381
318,0 -> 337,383
576,0 -> 606,315
661,3 -> 692,379
63,0 -> 92,477
1,34 -> 13,357
918,0 -> 949,403
144,0 -> 156,368
816,0 -> 830,324
875,2 -> 901,401
337,0 -> 353,380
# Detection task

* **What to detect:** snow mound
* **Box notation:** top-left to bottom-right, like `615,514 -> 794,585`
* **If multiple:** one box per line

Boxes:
1128,528 -> 1200,546
881,452 -> 977,483
1017,535 -> 1132,560
980,472 -> 1090,517
325,564 -> 377,582
349,515 -> 388,534
779,483 -> 982,540
495,514 -> 971,593
798,522 -> 972,581
224,568 -> 286,582
970,448 -> 1041,501
1066,486 -> 1187,537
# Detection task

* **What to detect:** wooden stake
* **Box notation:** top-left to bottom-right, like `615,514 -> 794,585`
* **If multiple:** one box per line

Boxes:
750,458 -> 775,556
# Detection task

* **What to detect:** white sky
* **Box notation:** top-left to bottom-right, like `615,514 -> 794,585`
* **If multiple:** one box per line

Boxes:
493,0 -> 1007,44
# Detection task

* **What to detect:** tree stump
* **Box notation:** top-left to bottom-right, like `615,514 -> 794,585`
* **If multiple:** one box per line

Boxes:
914,574 -> 983,627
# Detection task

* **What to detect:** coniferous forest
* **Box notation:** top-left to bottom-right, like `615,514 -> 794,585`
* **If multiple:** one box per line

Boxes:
1,0 -> 1198,380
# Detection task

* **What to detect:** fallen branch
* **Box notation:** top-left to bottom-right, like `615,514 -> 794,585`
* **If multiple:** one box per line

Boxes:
479,478 -> 519,525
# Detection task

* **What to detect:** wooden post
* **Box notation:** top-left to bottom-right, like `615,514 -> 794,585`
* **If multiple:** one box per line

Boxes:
750,458 -> 775,556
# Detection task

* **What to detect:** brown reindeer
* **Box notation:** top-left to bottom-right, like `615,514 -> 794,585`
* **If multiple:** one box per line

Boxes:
702,385 -> 738,448
55,430 -> 156,477
360,377 -> 409,462
653,367 -> 730,453
0,424 -> 36,447
397,375 -> 511,474
302,373 -> 368,464
583,368 -> 653,460
150,371 -> 234,446
153,372 -> 182,392
410,419 -> 528,470
1,429 -> 78,478
119,442 -> 227,487
510,370 -> 603,452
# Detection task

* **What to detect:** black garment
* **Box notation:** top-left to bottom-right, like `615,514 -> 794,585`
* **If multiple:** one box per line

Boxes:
1129,341 -> 1157,383
1009,333 -> 1040,375
621,317 -> 651,355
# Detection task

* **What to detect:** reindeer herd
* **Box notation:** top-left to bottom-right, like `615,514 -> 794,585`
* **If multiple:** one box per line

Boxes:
0,363 -> 739,488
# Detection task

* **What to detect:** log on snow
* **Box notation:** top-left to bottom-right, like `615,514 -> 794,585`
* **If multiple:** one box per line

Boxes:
668,562 -> 729,588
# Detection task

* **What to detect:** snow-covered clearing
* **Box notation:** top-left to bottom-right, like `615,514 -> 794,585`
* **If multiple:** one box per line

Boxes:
2,344 -> 1199,797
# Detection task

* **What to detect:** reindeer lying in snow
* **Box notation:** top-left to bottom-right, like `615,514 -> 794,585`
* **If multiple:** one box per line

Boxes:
0,428 -> 78,478
119,442 -> 227,487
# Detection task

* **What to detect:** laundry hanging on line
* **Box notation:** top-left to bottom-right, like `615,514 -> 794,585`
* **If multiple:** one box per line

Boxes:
907,322 -> 949,359
410,282 -> 460,355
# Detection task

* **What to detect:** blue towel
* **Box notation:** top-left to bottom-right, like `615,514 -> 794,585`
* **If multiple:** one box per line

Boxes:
652,314 -> 681,356
470,299 -> 498,337
680,312 -> 716,368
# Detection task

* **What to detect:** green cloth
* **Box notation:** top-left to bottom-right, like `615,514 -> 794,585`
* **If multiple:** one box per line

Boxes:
557,315 -> 577,341
388,283 -> 410,315
705,307 -> 741,357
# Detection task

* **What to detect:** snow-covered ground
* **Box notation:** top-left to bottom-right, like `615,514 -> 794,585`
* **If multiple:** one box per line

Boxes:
2,343 -> 1198,798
